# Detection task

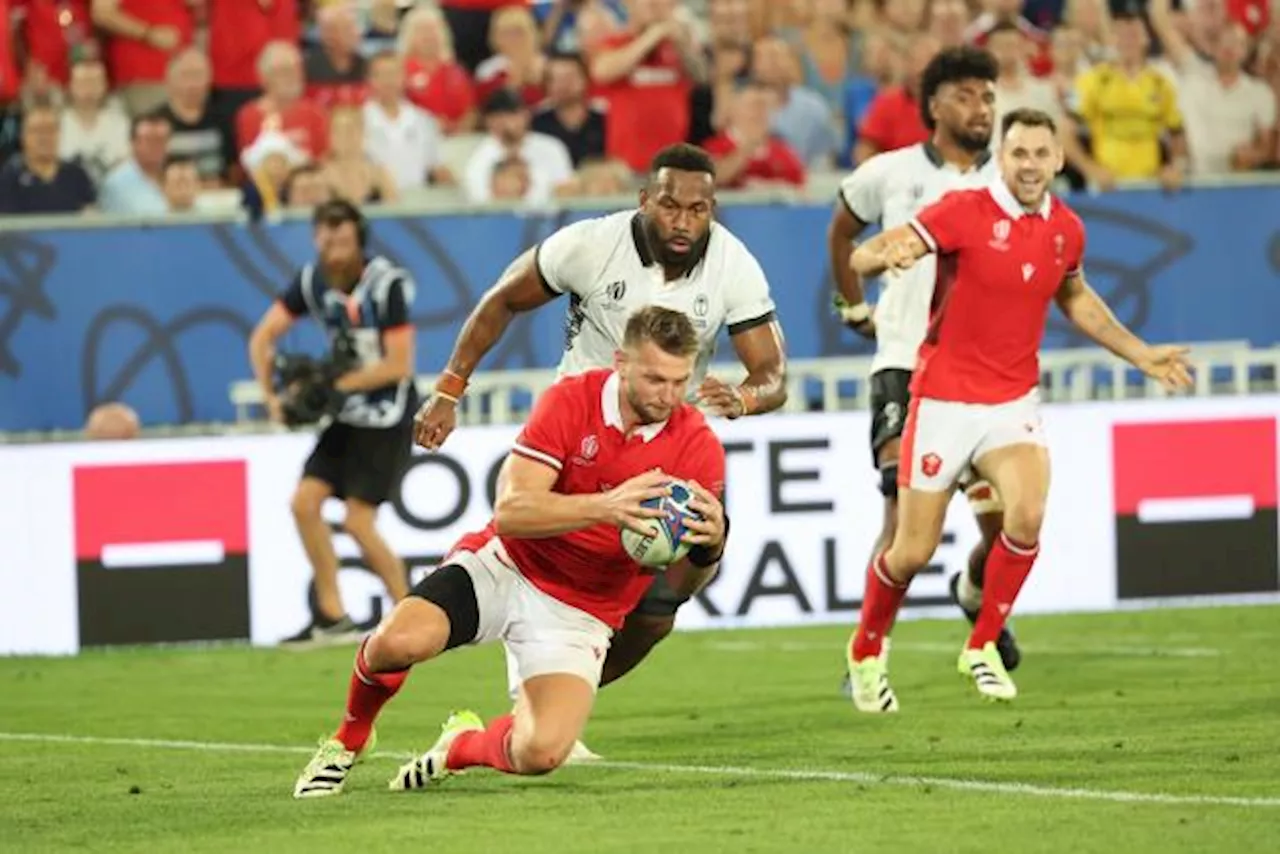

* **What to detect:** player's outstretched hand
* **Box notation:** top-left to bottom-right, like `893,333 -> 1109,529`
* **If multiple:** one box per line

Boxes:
1138,344 -> 1194,392
698,376 -> 746,419
601,469 -> 672,535
681,481 -> 726,550
883,238 -> 920,275
413,394 -> 458,451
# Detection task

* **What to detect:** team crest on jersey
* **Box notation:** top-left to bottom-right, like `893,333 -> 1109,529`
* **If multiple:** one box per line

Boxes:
988,219 -> 1012,252
693,294 -> 709,317
574,434 -> 599,466
606,280 -> 627,302
921,452 -> 943,478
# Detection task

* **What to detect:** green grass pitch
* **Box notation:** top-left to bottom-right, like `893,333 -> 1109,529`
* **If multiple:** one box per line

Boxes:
2,605 -> 1278,853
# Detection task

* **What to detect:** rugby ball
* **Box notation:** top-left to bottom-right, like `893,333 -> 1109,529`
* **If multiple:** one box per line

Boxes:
620,480 -> 701,568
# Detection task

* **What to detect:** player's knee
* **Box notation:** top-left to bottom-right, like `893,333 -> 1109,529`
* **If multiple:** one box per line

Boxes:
368,605 -> 446,668
290,484 -> 325,523
341,502 -> 377,540
1002,501 -> 1045,544
513,734 -> 573,776
887,540 -> 934,577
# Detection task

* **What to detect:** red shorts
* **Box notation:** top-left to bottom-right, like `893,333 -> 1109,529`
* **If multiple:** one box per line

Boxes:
899,390 -> 1046,492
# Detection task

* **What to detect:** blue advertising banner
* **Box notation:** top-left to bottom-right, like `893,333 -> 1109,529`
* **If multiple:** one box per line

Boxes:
1,185 -> 1277,431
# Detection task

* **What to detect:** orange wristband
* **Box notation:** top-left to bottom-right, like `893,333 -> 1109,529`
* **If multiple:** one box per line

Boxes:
435,370 -> 468,400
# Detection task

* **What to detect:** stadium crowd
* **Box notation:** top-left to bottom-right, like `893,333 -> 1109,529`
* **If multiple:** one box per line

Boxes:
0,0 -> 1276,217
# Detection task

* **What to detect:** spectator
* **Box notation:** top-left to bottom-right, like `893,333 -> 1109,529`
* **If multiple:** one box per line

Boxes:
361,0 -> 405,56
588,0 -> 706,172
1149,0 -> 1276,174
240,130 -> 307,219
0,102 -> 96,214
91,0 -> 195,116
464,88 -> 574,204
751,34 -> 839,168
966,0 -> 1053,77
282,163 -> 333,209
305,2 -> 370,109
687,0 -> 752,144
1049,26 -> 1089,104
703,82 -> 807,188
440,0 -> 512,73
364,51 -> 451,192
1182,0 -> 1233,59
490,154 -> 531,199
537,0 -> 629,52
854,32 -> 939,164
1062,0 -> 1112,64
928,0 -> 974,49
207,0 -> 301,124
884,0 -> 928,39
475,5 -> 548,108
1073,12 -> 1187,187
531,51 -> 607,166
400,4 -> 478,133
785,0 -> 863,114
58,58 -> 130,184
85,402 -> 140,440
160,154 -> 200,212
988,22 -> 1062,130
157,49 -> 235,186
99,112 -> 171,214
235,41 -> 329,160
15,0 -> 97,89
568,155 -> 632,195
320,105 -> 398,205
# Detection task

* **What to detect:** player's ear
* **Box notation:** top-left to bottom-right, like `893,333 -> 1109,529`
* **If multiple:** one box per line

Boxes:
613,348 -> 626,373
638,186 -> 649,209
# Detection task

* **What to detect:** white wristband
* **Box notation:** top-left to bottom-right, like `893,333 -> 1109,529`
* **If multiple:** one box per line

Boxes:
840,301 -> 872,324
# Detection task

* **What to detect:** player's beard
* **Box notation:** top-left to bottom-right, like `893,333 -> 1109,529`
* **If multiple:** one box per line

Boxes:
624,384 -> 671,425
954,124 -> 993,153
641,215 -> 710,272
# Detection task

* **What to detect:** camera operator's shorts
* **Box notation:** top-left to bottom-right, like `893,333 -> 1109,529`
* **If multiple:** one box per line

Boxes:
302,416 -> 413,506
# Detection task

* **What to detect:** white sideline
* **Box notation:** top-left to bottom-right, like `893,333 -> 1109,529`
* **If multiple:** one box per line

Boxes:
1,731 -> 1276,809
701,640 -> 1224,658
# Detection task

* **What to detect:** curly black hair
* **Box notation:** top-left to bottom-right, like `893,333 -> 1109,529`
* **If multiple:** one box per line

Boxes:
919,46 -> 999,130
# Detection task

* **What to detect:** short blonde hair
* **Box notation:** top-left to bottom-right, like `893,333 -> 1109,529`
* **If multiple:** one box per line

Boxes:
399,4 -> 456,62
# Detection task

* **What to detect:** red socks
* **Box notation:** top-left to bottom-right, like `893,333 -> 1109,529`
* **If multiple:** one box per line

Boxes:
446,714 -> 516,773
851,552 -> 909,661
335,638 -> 409,752
968,532 -> 1039,649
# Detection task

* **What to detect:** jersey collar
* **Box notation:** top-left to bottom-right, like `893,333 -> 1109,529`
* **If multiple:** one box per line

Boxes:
988,176 -> 1051,220
922,141 -> 992,172
602,371 -> 668,442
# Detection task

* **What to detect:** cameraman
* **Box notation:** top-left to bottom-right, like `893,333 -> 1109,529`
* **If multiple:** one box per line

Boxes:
248,200 -> 417,646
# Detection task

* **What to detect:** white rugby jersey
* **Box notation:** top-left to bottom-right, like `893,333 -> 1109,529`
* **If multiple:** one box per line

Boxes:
839,142 -> 996,374
535,210 -> 777,387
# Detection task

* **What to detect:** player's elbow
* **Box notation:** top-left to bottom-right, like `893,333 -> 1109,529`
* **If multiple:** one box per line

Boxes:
492,495 -> 526,537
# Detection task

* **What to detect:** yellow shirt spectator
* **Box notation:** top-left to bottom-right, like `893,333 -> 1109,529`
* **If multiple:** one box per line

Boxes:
1074,63 -> 1184,179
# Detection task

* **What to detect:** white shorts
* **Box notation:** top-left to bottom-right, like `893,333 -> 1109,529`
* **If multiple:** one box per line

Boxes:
448,537 -> 613,691
899,390 -> 1047,493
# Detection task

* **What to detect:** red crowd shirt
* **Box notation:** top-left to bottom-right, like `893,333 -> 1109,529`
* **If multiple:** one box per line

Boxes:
907,182 -> 1086,404
857,86 -> 929,155
14,0 -> 93,86
473,55 -> 545,108
234,98 -> 330,158
103,0 -> 194,86
0,0 -> 17,101
592,31 -> 692,171
207,0 -> 299,90
702,132 -> 806,187
449,369 -> 726,629
1228,0 -> 1270,35
405,57 -> 476,127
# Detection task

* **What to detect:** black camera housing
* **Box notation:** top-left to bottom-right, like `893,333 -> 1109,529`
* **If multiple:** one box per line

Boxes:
273,332 -> 361,426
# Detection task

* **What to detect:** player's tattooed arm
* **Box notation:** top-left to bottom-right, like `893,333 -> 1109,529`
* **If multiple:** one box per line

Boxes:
850,225 -> 931,279
827,201 -> 876,338
1054,272 -> 1193,392
721,320 -> 788,418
